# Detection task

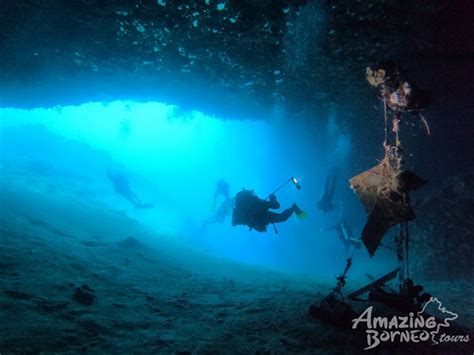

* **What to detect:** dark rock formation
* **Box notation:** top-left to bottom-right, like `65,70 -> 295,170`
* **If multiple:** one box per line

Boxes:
117,236 -> 144,249
411,173 -> 474,281
3,290 -> 34,300
72,284 -> 96,305
1,1 -> 472,176
1,1 -> 471,125
308,295 -> 356,327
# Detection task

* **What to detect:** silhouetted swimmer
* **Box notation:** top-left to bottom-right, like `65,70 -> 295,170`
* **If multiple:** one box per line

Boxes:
231,189 -> 304,233
323,219 -> 361,250
213,179 -> 230,205
201,197 -> 234,233
201,179 -> 233,233
106,166 -> 153,209
317,171 -> 337,213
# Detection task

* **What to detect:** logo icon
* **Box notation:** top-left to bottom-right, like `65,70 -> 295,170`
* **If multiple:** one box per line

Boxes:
418,297 -> 458,344
352,297 -> 470,350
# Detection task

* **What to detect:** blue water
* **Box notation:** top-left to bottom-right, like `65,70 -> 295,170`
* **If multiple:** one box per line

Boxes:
0,100 -> 394,280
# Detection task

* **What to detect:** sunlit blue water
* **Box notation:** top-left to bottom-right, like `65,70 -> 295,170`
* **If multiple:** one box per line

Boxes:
0,100 -> 395,280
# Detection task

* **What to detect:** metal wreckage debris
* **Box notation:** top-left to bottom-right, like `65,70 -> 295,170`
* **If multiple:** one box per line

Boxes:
309,62 -> 432,325
349,151 -> 427,257
351,61 -> 430,257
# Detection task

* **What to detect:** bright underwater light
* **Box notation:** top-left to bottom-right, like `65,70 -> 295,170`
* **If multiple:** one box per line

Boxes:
292,177 -> 301,189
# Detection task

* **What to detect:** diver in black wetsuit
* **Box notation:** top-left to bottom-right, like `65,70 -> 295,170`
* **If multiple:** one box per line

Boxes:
231,189 -> 303,233
107,166 -> 153,209
317,171 -> 337,213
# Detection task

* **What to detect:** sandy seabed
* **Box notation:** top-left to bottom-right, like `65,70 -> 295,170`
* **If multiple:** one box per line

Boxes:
0,170 -> 472,354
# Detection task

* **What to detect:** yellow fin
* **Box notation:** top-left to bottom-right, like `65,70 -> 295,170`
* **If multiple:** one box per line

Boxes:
296,210 -> 309,220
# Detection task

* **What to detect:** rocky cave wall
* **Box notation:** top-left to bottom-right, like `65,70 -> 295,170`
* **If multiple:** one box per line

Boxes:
411,173 -> 474,281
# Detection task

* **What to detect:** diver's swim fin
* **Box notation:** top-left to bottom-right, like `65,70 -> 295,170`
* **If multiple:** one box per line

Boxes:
293,204 -> 309,220
296,211 -> 309,220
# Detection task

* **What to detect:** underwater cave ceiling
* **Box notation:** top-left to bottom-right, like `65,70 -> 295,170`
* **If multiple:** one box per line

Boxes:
0,0 -> 471,125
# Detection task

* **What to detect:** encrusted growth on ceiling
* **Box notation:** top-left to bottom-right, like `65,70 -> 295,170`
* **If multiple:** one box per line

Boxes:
0,0 -> 471,123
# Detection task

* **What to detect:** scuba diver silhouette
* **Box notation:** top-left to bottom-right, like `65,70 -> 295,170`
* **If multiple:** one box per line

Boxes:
231,189 -> 304,233
212,179 -> 230,207
201,179 -> 233,233
323,219 -> 361,250
107,166 -> 153,209
317,171 -> 337,213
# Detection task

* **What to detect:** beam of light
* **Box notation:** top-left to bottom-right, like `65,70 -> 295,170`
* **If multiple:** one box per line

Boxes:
0,100 -> 274,233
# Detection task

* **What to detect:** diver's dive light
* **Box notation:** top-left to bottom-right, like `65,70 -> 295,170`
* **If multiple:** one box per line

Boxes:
292,177 -> 301,190
270,176 -> 301,196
